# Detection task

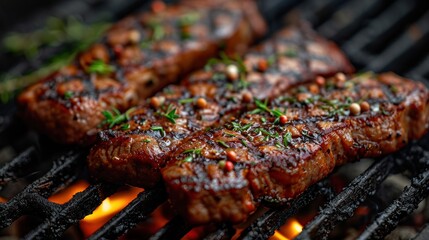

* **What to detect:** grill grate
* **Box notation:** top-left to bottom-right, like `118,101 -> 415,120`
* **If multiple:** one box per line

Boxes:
1,0 -> 429,239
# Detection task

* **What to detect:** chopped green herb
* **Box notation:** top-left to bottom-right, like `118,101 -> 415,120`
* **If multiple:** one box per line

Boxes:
179,98 -> 194,104
161,104 -> 180,124
390,85 -> 398,94
121,123 -> 130,130
101,107 -> 136,128
181,148 -> 202,162
88,60 -> 115,75
178,12 -> 200,27
261,117 -> 267,123
64,91 -> 73,100
240,139 -> 248,147
283,132 -> 292,148
183,148 -> 202,154
381,108 -> 391,116
284,49 -> 298,58
216,140 -> 230,148
151,126 -> 166,137
231,122 -> 252,132
142,139 -> 151,143
225,133 -> 236,137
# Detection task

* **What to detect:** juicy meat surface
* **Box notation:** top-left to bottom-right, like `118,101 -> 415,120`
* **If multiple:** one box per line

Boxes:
17,0 -> 266,145
161,72 -> 429,224
87,23 -> 354,188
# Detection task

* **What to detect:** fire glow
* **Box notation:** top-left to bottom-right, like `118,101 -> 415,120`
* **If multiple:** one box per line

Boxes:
48,180 -> 143,237
269,218 -> 303,240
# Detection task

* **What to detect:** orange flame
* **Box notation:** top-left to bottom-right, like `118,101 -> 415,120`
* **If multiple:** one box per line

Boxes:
269,218 -> 303,240
80,186 -> 143,237
48,180 -> 89,204
48,180 -> 143,237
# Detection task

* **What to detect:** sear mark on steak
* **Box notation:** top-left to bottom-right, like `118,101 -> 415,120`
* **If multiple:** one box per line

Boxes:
161,72 -> 429,225
87,23 -> 354,189
17,0 -> 267,145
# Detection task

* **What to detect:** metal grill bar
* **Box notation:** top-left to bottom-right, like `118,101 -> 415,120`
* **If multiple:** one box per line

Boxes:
149,216 -> 192,240
203,224 -> 236,240
0,150 -> 83,229
26,183 -> 119,239
0,0 -> 428,239
238,182 -> 328,240
89,187 -> 167,240
358,153 -> 429,240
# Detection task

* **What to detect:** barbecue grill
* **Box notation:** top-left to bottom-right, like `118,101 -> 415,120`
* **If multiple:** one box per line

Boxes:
1,0 -> 429,239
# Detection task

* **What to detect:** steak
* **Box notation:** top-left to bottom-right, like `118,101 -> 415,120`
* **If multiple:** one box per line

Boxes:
161,72 -> 429,224
87,23 -> 354,188
17,0 -> 266,145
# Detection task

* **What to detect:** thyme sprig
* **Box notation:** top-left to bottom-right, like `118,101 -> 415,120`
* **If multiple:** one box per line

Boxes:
101,107 -> 136,128
161,104 -> 180,124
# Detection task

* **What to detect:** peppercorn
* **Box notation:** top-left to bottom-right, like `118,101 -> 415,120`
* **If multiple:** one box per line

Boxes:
226,150 -> 237,162
279,115 -> 288,125
196,98 -> 207,108
257,59 -> 268,72
360,101 -> 370,112
226,64 -> 239,81
224,161 -> 234,171
349,103 -> 361,116
150,96 -> 164,108
242,92 -> 253,103
316,76 -> 326,86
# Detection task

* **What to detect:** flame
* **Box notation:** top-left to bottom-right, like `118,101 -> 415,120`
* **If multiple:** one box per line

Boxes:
269,218 -> 303,240
48,180 -> 89,204
80,186 -> 143,237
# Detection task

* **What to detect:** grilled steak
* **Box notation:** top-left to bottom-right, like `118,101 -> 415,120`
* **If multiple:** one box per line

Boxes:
17,0 -> 266,145
87,23 -> 354,188
161,72 -> 429,224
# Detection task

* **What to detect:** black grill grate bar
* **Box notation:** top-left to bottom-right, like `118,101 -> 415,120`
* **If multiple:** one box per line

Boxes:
149,216 -> 193,240
357,154 -> 429,240
26,183 -> 119,240
316,0 -> 389,43
88,187 -> 167,240
0,146 -> 36,189
341,0 -> 415,64
407,55 -> 429,85
238,181 -> 329,240
295,145 -> 426,240
0,150 -> 83,229
297,0 -> 348,28
203,224 -> 236,240
363,11 -> 429,73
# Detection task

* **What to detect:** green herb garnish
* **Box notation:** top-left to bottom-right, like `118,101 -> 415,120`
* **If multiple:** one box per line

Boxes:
142,139 -> 151,143
161,104 -> 180,124
88,60 -> 115,75
181,148 -> 202,162
101,107 -> 135,128
121,123 -> 130,130
231,122 -> 252,132
216,140 -> 230,148
283,132 -> 292,148
64,91 -> 73,100
151,126 -> 166,137
179,98 -> 194,104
